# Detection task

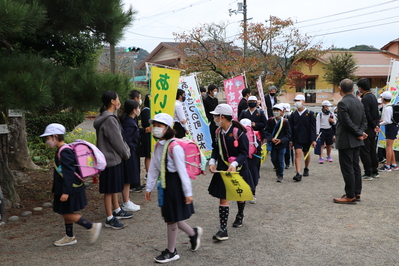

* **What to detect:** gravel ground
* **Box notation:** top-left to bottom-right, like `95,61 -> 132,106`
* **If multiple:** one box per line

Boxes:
1,120 -> 399,265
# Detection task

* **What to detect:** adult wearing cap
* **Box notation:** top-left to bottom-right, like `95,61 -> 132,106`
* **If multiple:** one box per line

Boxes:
333,79 -> 367,204
265,104 -> 291,182
289,94 -> 316,181
208,104 -> 253,241
264,85 -> 279,119
315,100 -> 336,164
238,95 -> 267,140
378,91 -> 398,172
357,78 -> 380,180
173,89 -> 189,138
203,84 -> 219,144
237,88 -> 251,118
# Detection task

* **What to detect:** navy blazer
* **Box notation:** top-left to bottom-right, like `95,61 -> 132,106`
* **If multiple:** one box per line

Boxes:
239,108 -> 268,138
211,126 -> 249,170
289,109 -> 316,144
237,98 -> 248,118
122,116 -> 140,152
52,147 -> 85,195
336,94 -> 367,149
265,118 -> 291,149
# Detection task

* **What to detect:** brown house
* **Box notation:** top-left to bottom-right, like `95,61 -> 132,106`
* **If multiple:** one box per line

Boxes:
137,42 -> 184,70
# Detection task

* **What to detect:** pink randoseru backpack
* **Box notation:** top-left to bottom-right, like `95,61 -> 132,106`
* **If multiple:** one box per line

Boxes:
58,139 -> 107,181
168,138 -> 203,180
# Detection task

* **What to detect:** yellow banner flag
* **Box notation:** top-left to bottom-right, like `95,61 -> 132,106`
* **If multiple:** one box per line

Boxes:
219,171 -> 253,201
150,66 -> 181,117
260,143 -> 267,165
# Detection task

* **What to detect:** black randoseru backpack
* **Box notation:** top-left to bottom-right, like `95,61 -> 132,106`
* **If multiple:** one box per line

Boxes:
392,103 -> 399,124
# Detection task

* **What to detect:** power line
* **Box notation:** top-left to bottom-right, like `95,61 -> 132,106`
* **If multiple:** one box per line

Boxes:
126,31 -> 175,40
137,0 -> 210,19
297,0 -> 398,24
299,5 -> 399,28
313,19 -> 399,37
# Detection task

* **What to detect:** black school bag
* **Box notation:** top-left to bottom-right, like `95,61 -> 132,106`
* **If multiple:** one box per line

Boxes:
392,103 -> 399,124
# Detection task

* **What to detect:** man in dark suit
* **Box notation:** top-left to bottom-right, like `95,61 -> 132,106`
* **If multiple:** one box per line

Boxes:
264,85 -> 279,118
237,88 -> 251,117
333,79 -> 368,204
203,84 -> 219,144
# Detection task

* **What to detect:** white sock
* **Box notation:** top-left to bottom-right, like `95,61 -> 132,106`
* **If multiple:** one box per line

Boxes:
114,207 -> 121,213
106,216 -> 113,221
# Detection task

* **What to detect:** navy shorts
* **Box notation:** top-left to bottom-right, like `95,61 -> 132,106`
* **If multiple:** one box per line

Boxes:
320,128 -> 334,146
293,142 -> 312,153
385,123 -> 398,140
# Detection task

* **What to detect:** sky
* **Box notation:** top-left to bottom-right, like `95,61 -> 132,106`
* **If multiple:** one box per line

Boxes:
119,0 -> 399,53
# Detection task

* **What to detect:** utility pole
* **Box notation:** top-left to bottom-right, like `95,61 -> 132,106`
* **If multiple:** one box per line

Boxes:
110,44 -> 115,74
243,0 -> 247,57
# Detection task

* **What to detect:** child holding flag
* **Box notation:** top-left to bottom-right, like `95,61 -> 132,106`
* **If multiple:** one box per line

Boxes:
208,104 -> 254,241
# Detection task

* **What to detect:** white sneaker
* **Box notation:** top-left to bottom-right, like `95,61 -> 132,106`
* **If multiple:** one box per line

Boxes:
54,235 -> 77,247
121,200 -> 140,212
249,196 -> 257,204
88,223 -> 102,244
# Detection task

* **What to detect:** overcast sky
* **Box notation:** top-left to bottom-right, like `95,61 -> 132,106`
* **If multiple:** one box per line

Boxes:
119,0 -> 399,53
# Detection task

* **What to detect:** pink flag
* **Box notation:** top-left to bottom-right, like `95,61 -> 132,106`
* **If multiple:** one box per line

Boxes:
256,77 -> 268,119
223,75 -> 245,120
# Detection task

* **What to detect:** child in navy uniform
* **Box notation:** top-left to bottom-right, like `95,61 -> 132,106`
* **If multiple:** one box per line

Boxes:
40,123 -> 101,246
145,113 -> 202,263
265,104 -> 291,182
208,104 -> 254,241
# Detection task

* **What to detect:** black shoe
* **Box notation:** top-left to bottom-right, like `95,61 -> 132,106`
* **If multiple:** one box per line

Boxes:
189,227 -> 203,251
154,249 -> 180,263
212,229 -> 228,241
277,176 -> 284,183
285,165 -> 290,169
232,215 -> 243,228
130,185 -> 146,193
293,173 -> 302,182
303,168 -> 309,177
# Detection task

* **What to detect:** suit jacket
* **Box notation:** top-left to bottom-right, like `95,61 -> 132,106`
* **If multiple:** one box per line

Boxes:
335,94 -> 367,149
237,98 -> 248,118
264,94 -> 278,118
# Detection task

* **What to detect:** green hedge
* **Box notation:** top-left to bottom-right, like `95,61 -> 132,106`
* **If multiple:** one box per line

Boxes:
26,112 -> 85,138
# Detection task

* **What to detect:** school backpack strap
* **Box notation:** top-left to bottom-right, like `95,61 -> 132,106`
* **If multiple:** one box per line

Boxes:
54,144 -> 83,188
159,139 -> 174,189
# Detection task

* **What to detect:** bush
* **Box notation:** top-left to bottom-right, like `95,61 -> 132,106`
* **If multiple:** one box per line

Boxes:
26,112 -> 85,138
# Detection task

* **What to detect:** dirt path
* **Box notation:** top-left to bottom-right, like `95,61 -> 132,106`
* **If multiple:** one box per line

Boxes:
2,147 -> 399,265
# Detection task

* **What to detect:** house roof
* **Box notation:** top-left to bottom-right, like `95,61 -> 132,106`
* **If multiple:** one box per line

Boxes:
137,42 -> 184,70
381,38 -> 399,51
320,51 -> 399,77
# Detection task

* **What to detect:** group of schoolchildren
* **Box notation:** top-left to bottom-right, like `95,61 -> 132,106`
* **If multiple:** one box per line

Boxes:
40,82 -> 397,264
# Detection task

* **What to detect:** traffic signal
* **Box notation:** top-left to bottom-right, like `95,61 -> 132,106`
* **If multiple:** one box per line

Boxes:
125,47 -> 140,52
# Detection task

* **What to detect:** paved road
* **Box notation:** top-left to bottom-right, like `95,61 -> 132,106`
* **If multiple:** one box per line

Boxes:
1,120 -> 399,265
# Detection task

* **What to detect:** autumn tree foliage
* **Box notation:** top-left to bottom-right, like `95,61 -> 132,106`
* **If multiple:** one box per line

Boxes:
174,17 -> 325,90
286,68 -> 308,92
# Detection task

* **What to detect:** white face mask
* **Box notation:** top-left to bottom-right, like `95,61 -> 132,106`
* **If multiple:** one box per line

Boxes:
213,91 -> 218,97
214,116 -> 221,127
139,99 -> 143,105
273,111 -> 281,118
285,111 -> 290,116
152,127 -> 165,139
46,136 -> 56,148
294,101 -> 303,109
135,108 -> 141,117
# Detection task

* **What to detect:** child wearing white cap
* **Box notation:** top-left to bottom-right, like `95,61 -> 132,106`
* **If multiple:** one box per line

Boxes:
40,123 -> 102,247
316,100 -> 336,164
378,91 -> 398,171
145,113 -> 202,263
208,104 -> 254,241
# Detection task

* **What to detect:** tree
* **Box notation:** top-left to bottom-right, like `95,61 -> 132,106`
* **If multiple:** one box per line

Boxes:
0,0 -> 135,202
174,17 -> 325,90
323,52 -> 358,88
285,68 -> 308,92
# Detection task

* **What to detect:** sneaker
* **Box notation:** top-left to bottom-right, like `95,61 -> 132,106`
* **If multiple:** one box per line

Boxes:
113,208 -> 133,219
379,158 -> 386,163
232,215 -> 243,228
130,185 -> 146,193
303,168 -> 309,176
54,235 -> 77,247
248,196 -> 257,204
105,217 -> 125,229
285,165 -> 291,169
277,176 -> 284,183
154,248 -> 180,263
121,201 -> 140,212
379,165 -> 392,172
189,227 -> 203,251
212,229 -> 228,241
319,157 -> 324,164
293,173 -> 302,182
88,223 -> 102,243
391,164 -> 399,170
326,156 -> 333,162
373,172 -> 380,178
362,174 -> 373,181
